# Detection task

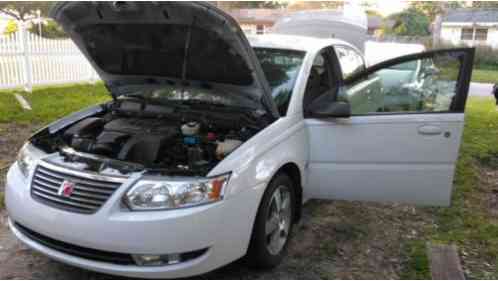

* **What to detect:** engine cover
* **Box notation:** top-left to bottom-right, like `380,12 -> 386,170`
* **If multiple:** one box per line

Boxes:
103,118 -> 177,135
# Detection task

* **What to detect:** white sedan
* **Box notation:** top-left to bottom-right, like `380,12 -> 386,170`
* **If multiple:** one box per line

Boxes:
6,2 -> 475,278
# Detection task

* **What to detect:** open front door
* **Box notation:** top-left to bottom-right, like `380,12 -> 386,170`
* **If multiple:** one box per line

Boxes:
305,48 -> 475,206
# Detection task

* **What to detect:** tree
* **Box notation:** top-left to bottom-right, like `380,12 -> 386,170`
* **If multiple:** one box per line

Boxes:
216,1 -> 287,11
410,1 -> 464,21
365,10 -> 383,18
28,20 -> 67,38
3,19 -> 18,36
287,1 -> 343,11
0,2 -> 53,21
383,8 -> 430,36
471,1 -> 498,9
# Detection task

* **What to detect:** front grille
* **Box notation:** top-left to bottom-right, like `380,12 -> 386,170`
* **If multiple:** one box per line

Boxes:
14,222 -> 135,265
31,162 -> 126,214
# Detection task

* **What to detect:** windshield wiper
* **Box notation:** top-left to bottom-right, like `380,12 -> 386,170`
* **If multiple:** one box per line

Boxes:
178,100 -> 228,107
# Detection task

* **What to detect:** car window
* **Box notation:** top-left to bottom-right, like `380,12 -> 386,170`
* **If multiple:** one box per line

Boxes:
337,53 -> 464,115
335,45 -> 365,79
254,48 -> 305,116
302,49 -> 335,110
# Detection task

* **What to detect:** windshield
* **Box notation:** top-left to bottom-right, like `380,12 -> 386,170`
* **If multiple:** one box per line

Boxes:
254,48 -> 305,115
119,48 -> 305,114
120,84 -> 261,109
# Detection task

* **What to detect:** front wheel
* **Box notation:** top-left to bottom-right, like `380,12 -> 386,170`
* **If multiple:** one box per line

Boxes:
246,173 -> 295,268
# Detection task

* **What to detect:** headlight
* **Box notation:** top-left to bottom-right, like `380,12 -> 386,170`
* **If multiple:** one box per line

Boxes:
17,143 -> 38,177
124,173 -> 230,211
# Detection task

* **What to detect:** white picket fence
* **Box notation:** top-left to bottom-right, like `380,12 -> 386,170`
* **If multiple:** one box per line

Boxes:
0,26 -> 98,91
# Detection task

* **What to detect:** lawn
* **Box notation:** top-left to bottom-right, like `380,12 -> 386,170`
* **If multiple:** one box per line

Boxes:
472,69 -> 498,84
0,83 -> 110,124
0,84 -> 498,278
405,97 -> 498,279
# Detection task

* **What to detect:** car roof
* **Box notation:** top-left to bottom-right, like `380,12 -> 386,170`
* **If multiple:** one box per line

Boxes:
247,33 -> 358,54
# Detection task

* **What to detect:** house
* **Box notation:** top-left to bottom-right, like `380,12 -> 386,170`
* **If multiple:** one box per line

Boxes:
228,9 -> 286,35
440,9 -> 498,48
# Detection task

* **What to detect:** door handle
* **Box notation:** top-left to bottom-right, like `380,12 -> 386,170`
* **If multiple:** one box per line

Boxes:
418,125 -> 442,136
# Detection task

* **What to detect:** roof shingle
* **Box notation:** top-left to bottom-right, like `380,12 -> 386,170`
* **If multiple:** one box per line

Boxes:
444,9 -> 498,23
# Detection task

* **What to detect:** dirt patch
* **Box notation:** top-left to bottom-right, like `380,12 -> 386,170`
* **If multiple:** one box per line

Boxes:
0,201 -> 435,279
0,123 -> 39,193
453,161 -> 498,279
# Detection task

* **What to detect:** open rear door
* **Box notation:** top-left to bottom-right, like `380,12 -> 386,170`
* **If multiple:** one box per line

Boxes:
306,48 -> 474,206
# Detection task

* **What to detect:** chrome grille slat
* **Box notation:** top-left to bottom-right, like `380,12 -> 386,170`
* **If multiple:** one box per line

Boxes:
33,185 -> 103,206
34,173 -> 62,185
32,185 -> 106,205
68,184 -> 114,195
35,173 -> 114,195
37,163 -> 126,183
33,178 -> 112,198
31,163 -> 126,214
33,191 -> 99,211
37,168 -> 120,190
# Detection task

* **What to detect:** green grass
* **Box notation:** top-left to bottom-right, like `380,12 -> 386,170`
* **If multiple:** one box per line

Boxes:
401,240 -> 431,279
404,97 -> 498,279
434,97 -> 498,255
1,84 -> 498,276
471,69 -> 498,84
0,83 -> 110,124
0,192 -> 4,209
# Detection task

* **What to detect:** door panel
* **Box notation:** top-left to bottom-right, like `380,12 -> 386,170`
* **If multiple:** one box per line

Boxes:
305,113 -> 464,205
306,48 -> 474,206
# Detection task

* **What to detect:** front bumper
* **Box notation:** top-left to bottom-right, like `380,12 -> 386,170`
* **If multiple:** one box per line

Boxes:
5,163 -> 266,278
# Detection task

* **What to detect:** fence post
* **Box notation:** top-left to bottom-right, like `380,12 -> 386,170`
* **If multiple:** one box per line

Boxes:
87,62 -> 97,84
19,22 -> 33,92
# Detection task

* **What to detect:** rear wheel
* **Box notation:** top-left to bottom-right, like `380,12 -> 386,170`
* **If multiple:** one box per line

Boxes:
247,173 -> 295,268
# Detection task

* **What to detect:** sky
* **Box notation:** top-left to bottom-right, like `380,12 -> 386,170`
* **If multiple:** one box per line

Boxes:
372,1 -> 409,16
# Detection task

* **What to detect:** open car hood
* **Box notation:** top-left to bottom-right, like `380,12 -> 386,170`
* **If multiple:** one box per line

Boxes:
50,2 -> 279,118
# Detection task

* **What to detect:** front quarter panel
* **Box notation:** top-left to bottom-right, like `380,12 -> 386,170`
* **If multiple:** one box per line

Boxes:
209,115 -> 307,198
206,114 -> 307,256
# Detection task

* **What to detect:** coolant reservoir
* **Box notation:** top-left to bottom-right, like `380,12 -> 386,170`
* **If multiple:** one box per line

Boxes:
181,121 -> 200,136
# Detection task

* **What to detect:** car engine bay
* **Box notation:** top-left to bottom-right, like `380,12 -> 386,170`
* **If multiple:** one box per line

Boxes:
32,97 -> 269,176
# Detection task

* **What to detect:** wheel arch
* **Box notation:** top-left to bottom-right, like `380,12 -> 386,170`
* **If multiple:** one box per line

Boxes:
274,162 -> 303,222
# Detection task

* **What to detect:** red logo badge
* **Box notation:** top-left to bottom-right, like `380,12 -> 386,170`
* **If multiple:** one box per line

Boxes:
58,180 -> 75,198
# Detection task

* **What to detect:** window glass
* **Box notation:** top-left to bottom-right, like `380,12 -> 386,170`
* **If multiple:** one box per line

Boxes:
338,52 -> 464,115
335,45 -> 364,79
303,50 -> 334,109
461,28 -> 473,40
254,48 -> 305,115
475,28 -> 488,41
256,25 -> 265,34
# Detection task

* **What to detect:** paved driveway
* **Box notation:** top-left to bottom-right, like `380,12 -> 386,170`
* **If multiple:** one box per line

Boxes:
469,82 -> 494,97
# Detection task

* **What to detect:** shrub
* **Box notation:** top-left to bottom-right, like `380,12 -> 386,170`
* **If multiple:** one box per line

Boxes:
437,41 -> 498,70
0,192 -> 4,209
28,20 -> 67,39
3,20 -> 18,36
473,46 -> 498,70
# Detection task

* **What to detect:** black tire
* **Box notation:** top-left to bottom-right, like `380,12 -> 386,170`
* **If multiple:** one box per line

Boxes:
246,173 -> 296,269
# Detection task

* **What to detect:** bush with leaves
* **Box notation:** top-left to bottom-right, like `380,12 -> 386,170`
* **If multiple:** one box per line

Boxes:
3,19 -> 18,36
383,8 -> 430,36
437,41 -> 498,70
28,20 -> 67,39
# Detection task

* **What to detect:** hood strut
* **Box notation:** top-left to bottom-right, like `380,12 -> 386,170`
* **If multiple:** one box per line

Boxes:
181,16 -> 196,88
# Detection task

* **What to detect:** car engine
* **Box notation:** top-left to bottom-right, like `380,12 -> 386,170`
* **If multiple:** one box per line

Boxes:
33,98 -> 267,176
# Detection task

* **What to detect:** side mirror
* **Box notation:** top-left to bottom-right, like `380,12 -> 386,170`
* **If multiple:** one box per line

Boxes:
308,101 -> 351,118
